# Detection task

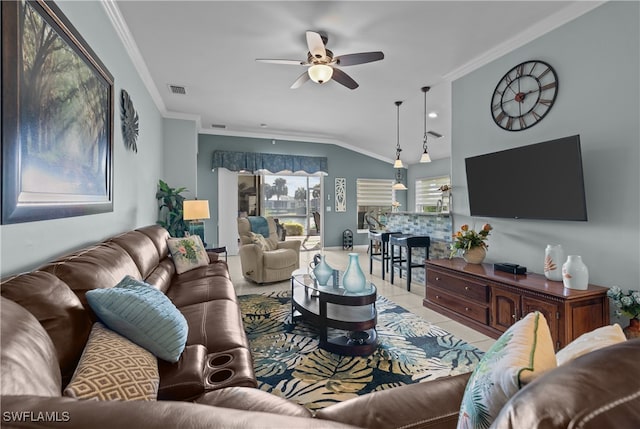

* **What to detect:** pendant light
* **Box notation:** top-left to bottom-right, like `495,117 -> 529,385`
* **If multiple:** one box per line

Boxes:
392,100 -> 407,190
392,169 -> 407,191
420,86 -> 432,163
393,101 -> 404,168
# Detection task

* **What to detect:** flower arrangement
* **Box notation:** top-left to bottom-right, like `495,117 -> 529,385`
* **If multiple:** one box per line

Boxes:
449,223 -> 493,258
607,286 -> 640,319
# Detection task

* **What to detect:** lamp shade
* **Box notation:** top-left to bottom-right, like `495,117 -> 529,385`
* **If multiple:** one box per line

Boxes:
420,151 -> 432,163
183,200 -> 210,220
308,64 -> 333,84
392,182 -> 408,191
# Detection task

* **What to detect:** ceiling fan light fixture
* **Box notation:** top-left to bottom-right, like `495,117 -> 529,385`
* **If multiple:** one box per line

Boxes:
308,64 -> 333,84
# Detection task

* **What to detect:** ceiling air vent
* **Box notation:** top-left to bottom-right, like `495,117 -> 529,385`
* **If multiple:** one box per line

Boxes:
427,130 -> 443,139
211,124 -> 226,129
168,84 -> 186,95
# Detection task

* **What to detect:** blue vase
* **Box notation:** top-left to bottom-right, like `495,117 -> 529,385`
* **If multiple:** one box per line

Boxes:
342,253 -> 367,293
313,255 -> 334,286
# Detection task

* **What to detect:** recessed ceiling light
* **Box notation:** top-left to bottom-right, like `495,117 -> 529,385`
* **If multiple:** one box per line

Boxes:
428,112 -> 438,119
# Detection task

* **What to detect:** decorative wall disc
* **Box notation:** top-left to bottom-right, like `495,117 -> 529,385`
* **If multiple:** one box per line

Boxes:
120,89 -> 139,152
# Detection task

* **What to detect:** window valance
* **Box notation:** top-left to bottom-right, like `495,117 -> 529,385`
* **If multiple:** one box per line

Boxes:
212,151 -> 328,175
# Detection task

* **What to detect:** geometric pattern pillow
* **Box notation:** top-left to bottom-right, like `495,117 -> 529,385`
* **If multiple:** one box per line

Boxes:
85,276 -> 188,362
555,324 -> 626,366
249,232 -> 273,251
457,311 -> 556,429
167,235 -> 210,274
63,323 -> 159,401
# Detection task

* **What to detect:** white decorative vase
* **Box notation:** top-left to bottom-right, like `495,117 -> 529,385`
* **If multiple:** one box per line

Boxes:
342,253 -> 367,294
562,255 -> 589,290
462,247 -> 486,264
544,244 -> 565,281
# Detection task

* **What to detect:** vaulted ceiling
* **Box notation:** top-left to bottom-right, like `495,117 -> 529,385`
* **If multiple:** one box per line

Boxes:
111,1 -> 601,165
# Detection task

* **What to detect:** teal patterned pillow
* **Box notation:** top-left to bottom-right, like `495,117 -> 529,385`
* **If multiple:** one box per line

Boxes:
167,235 -> 210,274
457,311 -> 556,429
86,276 -> 188,362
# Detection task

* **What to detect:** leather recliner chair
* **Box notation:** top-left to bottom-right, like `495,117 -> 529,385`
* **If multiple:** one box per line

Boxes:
237,216 -> 301,283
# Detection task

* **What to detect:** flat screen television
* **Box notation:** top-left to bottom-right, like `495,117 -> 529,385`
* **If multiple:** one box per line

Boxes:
465,135 -> 587,221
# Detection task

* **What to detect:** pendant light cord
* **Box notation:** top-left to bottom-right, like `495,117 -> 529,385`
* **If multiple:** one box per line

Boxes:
422,86 -> 430,151
395,101 -> 402,157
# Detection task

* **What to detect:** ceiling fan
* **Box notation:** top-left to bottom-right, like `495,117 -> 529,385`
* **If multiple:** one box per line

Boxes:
256,31 -> 384,90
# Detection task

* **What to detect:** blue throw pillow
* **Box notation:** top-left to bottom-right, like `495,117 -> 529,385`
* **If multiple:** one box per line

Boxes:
86,276 -> 188,362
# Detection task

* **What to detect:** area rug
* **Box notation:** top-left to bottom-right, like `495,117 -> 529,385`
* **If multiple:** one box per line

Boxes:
239,291 -> 484,410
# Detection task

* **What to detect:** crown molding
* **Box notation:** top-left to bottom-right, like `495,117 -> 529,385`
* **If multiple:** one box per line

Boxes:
102,0 -> 167,115
443,1 -> 607,82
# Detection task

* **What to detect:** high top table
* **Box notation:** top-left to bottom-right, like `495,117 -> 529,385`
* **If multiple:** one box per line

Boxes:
390,234 -> 430,291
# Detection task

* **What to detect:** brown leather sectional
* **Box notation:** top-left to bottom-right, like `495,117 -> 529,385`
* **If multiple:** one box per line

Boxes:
1,225 -> 639,428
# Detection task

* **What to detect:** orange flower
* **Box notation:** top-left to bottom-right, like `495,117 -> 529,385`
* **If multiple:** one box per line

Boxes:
482,223 -> 492,232
461,224 -> 469,231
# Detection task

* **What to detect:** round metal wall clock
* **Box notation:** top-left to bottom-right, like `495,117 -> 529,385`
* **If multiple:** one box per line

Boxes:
490,60 -> 558,131
120,89 -> 139,152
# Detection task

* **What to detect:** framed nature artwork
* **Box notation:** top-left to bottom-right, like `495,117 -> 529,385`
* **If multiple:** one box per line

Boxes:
335,177 -> 346,212
1,0 -> 114,224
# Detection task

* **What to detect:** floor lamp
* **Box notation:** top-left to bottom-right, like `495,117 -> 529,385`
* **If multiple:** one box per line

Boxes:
183,200 -> 210,247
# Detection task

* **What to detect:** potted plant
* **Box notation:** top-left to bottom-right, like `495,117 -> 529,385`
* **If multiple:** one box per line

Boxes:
156,179 -> 188,237
450,223 -> 493,264
607,286 -> 640,338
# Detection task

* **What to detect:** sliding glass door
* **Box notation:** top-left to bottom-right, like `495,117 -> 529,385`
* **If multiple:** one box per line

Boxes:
261,174 -> 322,249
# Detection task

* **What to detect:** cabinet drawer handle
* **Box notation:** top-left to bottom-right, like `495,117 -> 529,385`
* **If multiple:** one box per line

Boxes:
435,277 -> 440,281
512,314 -> 517,319
465,307 -> 470,312
435,295 -> 440,299
465,286 -> 470,291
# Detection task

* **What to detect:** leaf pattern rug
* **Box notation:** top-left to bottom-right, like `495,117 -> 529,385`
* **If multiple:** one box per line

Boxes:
239,291 -> 484,410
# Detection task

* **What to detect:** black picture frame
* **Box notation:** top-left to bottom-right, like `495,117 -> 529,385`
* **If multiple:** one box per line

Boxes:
1,0 -> 114,224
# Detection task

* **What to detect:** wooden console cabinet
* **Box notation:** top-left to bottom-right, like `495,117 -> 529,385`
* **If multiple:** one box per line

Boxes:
424,258 -> 610,350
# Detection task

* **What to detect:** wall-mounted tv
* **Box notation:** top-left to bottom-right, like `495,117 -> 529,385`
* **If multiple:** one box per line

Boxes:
465,135 -> 588,221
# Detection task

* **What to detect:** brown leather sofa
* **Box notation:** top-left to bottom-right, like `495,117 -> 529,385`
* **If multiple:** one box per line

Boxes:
2,225 -> 639,428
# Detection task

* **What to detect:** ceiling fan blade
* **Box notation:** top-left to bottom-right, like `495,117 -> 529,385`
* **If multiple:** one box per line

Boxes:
256,59 -> 307,66
290,71 -> 310,89
331,68 -> 359,90
334,51 -> 384,66
306,31 -> 326,60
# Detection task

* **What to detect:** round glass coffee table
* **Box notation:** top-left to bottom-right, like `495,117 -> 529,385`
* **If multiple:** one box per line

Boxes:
291,272 -> 378,356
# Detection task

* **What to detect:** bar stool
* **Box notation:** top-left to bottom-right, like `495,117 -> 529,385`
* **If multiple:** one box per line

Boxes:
369,230 -> 401,280
390,235 -> 430,291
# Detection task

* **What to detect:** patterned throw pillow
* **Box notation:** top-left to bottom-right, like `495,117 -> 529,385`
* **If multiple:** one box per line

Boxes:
86,276 -> 188,362
556,324 -> 626,366
250,232 -> 273,251
167,235 -> 210,274
457,311 -> 556,429
64,322 -> 159,401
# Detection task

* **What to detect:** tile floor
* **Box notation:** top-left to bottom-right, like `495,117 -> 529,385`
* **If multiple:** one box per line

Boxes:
227,246 -> 496,352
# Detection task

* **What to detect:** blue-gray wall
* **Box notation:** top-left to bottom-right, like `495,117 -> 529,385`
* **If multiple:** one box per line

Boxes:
451,2 -> 639,305
0,1 -> 164,276
163,118 -> 198,199
197,134 -> 402,248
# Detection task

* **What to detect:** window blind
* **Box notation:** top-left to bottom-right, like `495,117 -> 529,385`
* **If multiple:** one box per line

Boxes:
415,176 -> 450,210
357,179 -> 394,206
